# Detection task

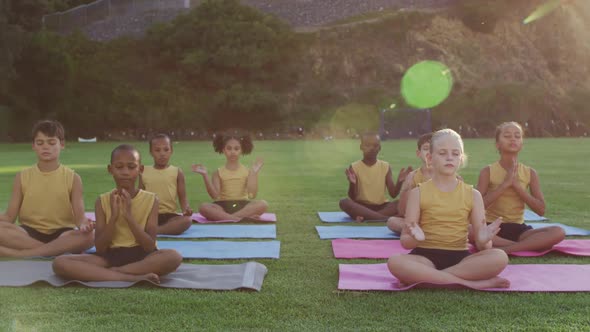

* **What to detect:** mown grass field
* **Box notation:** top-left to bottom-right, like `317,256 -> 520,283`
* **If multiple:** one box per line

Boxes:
0,138 -> 589,331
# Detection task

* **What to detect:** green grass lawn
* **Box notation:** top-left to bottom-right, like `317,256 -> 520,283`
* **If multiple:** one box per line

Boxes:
0,138 -> 589,331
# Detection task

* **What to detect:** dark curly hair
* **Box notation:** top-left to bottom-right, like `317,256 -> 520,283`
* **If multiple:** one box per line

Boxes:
212,130 -> 253,155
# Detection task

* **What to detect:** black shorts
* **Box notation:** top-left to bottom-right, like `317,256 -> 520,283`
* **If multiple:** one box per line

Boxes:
158,213 -> 181,226
359,202 -> 390,212
409,247 -> 471,270
20,225 -> 74,244
493,222 -> 533,242
95,246 -> 155,267
214,200 -> 250,214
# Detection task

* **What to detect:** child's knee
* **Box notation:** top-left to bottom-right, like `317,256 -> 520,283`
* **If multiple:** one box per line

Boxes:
256,200 -> 269,211
78,230 -> 95,248
552,226 -> 566,241
52,256 -> 70,275
161,249 -> 182,268
180,216 -> 192,229
486,248 -> 509,267
386,217 -> 403,232
387,254 -> 405,273
339,198 -> 351,210
199,203 -> 214,214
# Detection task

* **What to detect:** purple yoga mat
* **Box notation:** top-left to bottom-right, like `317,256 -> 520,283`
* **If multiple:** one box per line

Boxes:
332,239 -> 590,259
338,263 -> 590,292
85,212 -> 277,224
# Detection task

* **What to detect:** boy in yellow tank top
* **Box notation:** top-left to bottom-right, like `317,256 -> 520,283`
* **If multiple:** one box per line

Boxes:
192,131 -> 268,221
139,134 -> 192,235
386,133 -> 433,232
476,122 -> 564,253
339,133 -> 412,222
388,129 -> 509,290
0,120 -> 94,257
53,144 -> 182,283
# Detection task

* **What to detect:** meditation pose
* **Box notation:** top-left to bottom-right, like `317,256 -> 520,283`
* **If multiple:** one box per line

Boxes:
339,133 -> 411,222
193,131 -> 268,222
52,144 -> 182,283
387,133 -> 432,232
0,120 -> 94,257
388,129 -> 510,290
476,121 -> 564,253
139,134 -> 192,235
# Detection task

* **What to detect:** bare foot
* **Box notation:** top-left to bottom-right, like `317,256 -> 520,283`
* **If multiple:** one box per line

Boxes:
395,280 -> 409,288
239,215 -> 263,223
129,273 -> 160,284
355,216 -> 365,223
467,277 -> 510,289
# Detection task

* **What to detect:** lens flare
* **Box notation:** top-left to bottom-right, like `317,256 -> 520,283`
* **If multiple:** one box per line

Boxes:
401,60 -> 453,109
523,0 -> 564,25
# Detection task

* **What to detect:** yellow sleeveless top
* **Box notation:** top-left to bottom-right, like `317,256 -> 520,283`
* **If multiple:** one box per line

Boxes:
351,160 -> 389,205
100,189 -> 155,248
218,164 -> 249,201
485,161 -> 531,224
418,180 -> 473,251
142,165 -> 179,214
19,164 -> 76,234
411,168 -> 428,189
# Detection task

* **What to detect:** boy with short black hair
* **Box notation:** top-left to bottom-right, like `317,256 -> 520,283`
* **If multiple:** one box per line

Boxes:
339,132 -> 411,222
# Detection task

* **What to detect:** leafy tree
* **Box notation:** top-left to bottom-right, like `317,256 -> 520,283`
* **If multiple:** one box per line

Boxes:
148,0 -> 301,130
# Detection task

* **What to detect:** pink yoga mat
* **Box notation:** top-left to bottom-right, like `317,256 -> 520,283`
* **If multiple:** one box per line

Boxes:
332,239 -> 590,258
191,213 -> 277,224
85,212 -> 276,224
338,263 -> 590,292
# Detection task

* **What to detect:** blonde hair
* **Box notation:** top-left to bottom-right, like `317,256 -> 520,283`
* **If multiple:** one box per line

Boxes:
495,121 -> 524,142
430,128 -> 468,168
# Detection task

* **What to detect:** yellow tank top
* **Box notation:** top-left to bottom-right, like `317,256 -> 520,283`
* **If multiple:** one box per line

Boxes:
351,160 -> 389,205
19,165 -> 76,234
142,165 -> 179,214
411,168 -> 429,189
418,180 -> 473,251
218,164 -> 249,201
100,189 -> 155,248
485,161 -> 531,224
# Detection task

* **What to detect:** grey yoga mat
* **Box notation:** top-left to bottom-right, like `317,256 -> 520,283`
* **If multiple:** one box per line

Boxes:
0,260 -> 268,291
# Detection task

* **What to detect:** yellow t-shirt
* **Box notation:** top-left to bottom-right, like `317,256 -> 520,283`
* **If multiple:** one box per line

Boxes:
100,189 -> 155,248
218,164 -> 249,201
142,165 -> 179,214
411,168 -> 429,189
19,164 -> 76,234
417,180 -> 473,251
351,160 -> 389,205
485,161 -> 531,224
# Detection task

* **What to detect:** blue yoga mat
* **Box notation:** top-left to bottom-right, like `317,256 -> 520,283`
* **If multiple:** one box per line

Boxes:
317,212 -> 386,223
156,225 -> 276,239
524,210 -> 549,222
316,226 -> 400,239
529,223 -> 590,236
87,241 -> 281,259
319,210 -> 548,223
